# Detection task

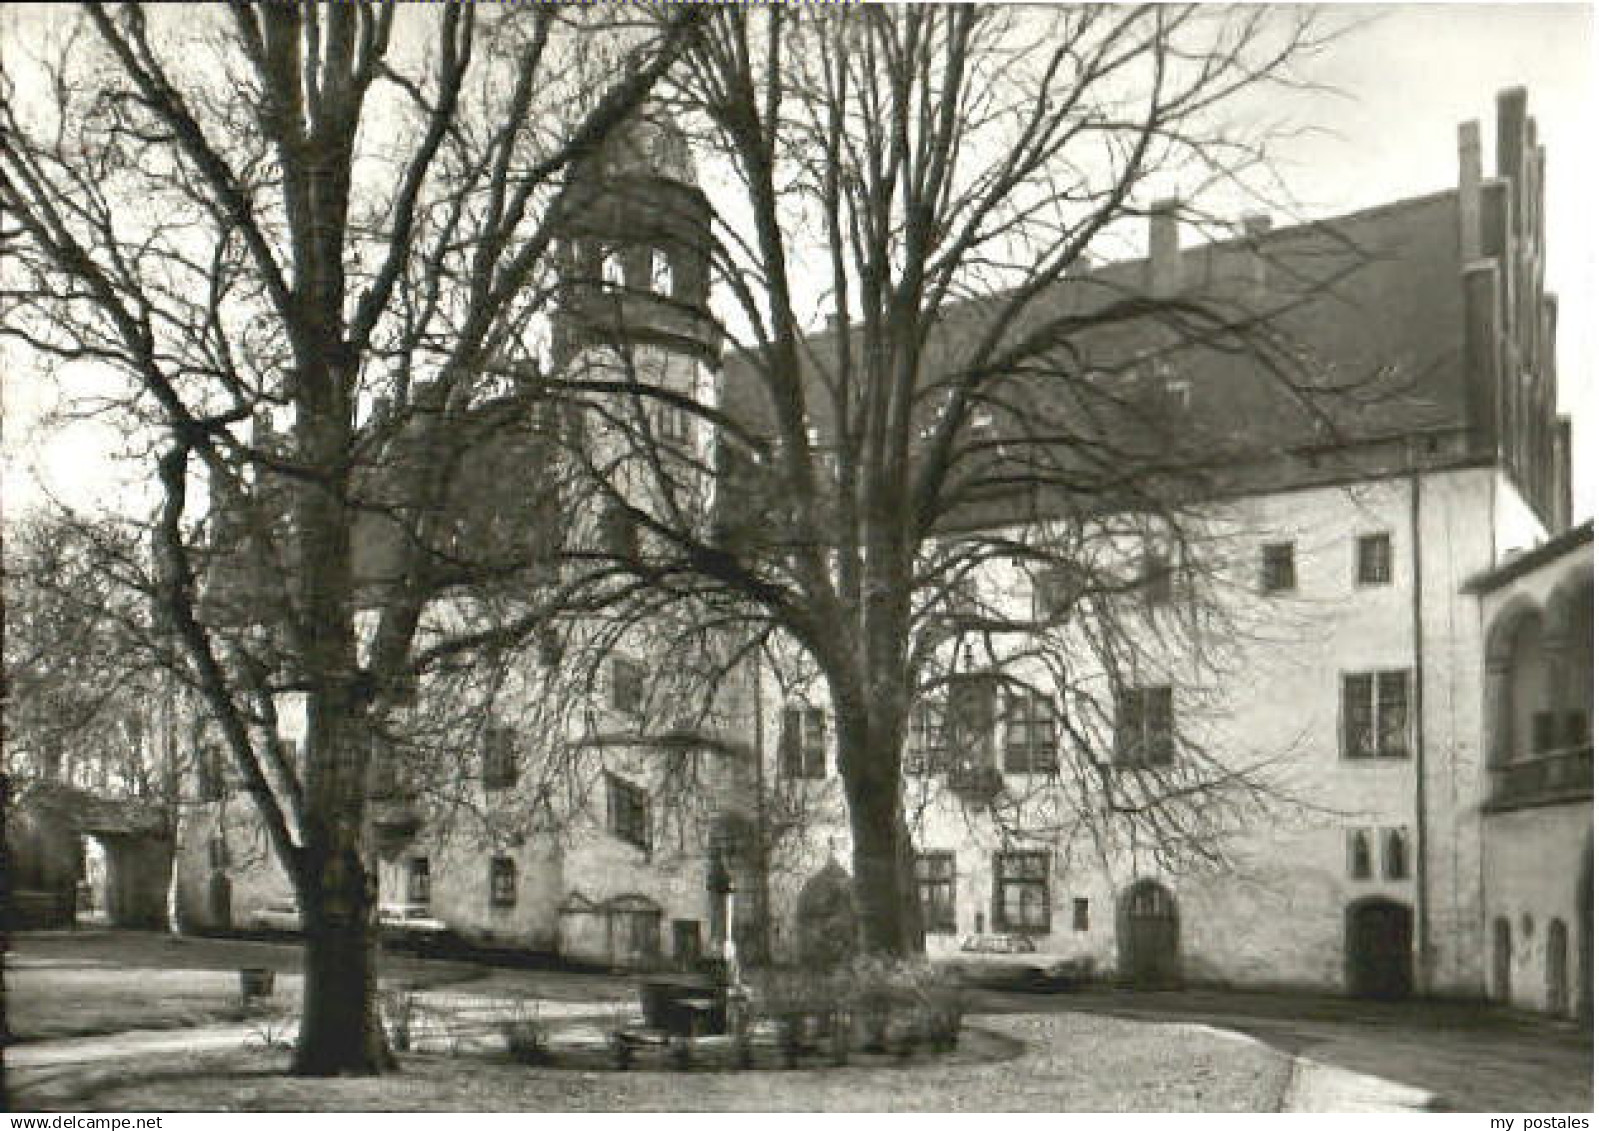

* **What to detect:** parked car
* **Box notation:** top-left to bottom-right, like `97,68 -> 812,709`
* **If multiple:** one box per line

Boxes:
379,903 -> 453,953
936,933 -> 1092,991
247,897 -> 302,935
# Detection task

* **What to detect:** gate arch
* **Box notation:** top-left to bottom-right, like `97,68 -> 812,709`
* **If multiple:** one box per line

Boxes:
1117,880 -> 1179,988
1346,897 -> 1413,999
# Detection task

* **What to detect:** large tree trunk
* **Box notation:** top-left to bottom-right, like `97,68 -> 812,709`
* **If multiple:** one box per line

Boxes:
293,844 -> 392,1075
289,367 -> 390,1074
835,702 -> 924,957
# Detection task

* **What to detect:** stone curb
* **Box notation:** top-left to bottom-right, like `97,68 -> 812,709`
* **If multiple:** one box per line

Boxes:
1171,1022 -> 1435,1112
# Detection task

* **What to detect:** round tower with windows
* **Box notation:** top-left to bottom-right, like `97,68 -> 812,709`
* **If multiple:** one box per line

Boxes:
552,112 -> 720,539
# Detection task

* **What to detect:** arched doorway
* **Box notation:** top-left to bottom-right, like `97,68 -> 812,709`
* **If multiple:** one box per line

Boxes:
1547,919 -> 1570,1016
1491,916 -> 1513,1002
1118,880 -> 1179,987
794,860 -> 856,970
1346,897 -> 1413,999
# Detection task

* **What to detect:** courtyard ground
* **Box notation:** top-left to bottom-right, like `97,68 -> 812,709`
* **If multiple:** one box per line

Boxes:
8,1013 -> 1295,1113
4,931 -> 1587,1112
975,985 -> 1593,1113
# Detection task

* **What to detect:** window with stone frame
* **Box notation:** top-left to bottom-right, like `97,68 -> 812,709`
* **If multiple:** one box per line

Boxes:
1348,829 -> 1373,880
1342,670 -> 1410,758
1261,541 -> 1296,593
489,856 -> 517,907
482,725 -> 518,790
611,657 -> 646,716
1114,685 -> 1175,767
607,773 -> 650,850
1003,686 -> 1057,773
905,699 -> 949,774
915,852 -> 958,934
779,706 -> 827,778
1072,897 -> 1090,932
407,857 -> 431,906
993,851 -> 1050,934
1356,532 -> 1393,585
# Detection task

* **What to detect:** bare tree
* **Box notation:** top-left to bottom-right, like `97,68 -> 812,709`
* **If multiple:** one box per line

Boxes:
519,5 -> 1367,956
1,1 -> 700,1074
3,512 -> 168,792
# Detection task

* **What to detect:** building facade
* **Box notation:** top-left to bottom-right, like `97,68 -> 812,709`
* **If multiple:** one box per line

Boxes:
172,89 -> 1587,1011
746,86 -> 1582,1005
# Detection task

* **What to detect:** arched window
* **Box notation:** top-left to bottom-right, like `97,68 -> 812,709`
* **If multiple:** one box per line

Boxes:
1383,828 -> 1409,880
1348,830 -> 1373,880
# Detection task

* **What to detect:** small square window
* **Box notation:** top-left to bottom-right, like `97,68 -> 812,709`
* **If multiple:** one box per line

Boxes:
1261,542 -> 1296,593
1357,533 -> 1393,586
1142,552 -> 1174,606
611,658 -> 645,715
607,773 -> 649,850
482,725 -> 518,790
489,857 -> 517,907
408,858 -> 431,906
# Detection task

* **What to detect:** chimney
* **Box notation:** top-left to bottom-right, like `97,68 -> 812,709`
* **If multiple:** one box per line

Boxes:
1147,199 -> 1182,297
1496,87 -> 1528,233
1240,212 -> 1272,296
1458,121 -> 1482,261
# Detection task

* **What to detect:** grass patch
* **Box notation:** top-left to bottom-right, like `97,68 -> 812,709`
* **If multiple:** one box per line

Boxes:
11,1013 -> 1293,1112
4,968 -> 302,1044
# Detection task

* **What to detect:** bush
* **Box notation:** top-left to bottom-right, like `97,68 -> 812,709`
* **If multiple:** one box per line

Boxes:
497,999 -> 550,1066
381,989 -> 419,1053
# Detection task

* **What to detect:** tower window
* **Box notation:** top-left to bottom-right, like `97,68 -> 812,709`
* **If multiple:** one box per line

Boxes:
649,250 -> 675,298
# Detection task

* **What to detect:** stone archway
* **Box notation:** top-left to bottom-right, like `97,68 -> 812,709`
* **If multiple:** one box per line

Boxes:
1346,897 -> 1414,1000
1117,880 -> 1180,988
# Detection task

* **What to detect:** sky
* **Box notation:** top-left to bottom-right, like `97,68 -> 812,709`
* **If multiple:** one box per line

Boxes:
2,2 -> 1595,521
1237,3 -> 1596,517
